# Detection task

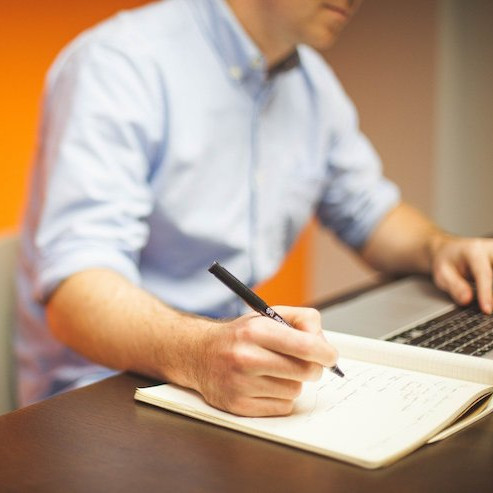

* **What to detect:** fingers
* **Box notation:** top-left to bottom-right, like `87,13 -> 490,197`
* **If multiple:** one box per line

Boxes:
213,395 -> 297,417
237,311 -> 338,371
205,373 -> 304,416
432,238 -> 493,314
434,261 -> 474,306
229,338 -> 325,382
200,369 -> 300,416
197,308 -> 340,416
466,245 -> 493,314
202,341 -> 316,416
230,374 -> 304,401
272,305 -> 322,334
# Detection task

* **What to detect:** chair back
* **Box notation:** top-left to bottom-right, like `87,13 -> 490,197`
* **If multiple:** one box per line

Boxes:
0,233 -> 18,414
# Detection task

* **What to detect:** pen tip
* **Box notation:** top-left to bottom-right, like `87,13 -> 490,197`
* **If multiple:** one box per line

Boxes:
332,365 -> 345,378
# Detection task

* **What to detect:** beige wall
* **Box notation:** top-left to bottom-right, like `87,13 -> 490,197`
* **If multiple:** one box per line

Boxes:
308,0 -> 438,303
434,0 -> 493,236
308,0 -> 493,304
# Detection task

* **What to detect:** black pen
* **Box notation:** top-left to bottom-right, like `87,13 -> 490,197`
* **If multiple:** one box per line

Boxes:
208,261 -> 344,378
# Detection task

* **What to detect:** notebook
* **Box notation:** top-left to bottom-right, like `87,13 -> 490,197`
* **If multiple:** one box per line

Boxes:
135,331 -> 493,469
320,275 -> 493,360
134,276 -> 493,469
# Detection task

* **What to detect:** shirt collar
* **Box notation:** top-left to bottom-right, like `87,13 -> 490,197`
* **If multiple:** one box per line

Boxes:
187,0 -> 300,85
268,50 -> 301,79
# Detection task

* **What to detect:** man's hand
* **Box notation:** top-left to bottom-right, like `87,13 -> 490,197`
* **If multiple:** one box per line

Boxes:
193,306 -> 338,417
361,203 -> 493,315
47,270 -> 338,418
430,236 -> 493,314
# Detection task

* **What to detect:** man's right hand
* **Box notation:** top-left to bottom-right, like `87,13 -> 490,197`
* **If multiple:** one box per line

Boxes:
192,306 -> 339,417
47,270 -> 339,418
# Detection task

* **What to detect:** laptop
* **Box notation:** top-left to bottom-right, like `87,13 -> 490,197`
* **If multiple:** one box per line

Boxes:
320,275 -> 493,360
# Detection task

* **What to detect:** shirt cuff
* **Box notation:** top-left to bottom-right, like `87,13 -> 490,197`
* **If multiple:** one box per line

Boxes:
34,247 -> 141,303
320,179 -> 401,250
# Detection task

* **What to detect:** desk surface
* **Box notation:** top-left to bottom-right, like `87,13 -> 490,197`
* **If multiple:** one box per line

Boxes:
1,372 -> 493,492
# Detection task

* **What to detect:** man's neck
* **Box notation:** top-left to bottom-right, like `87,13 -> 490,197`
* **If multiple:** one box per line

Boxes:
226,0 -> 296,68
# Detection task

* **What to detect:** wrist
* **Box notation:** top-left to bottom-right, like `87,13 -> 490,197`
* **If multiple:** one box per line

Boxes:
162,312 -> 222,392
425,230 -> 453,273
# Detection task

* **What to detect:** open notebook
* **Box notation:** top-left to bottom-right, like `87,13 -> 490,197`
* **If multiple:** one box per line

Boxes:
135,331 -> 493,469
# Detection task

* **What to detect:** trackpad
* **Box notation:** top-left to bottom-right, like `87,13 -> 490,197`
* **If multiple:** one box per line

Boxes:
320,276 -> 455,339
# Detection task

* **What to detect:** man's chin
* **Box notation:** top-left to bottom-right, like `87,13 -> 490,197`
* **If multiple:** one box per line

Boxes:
305,30 -> 342,52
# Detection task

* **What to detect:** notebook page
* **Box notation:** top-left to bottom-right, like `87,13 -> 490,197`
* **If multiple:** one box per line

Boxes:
135,358 -> 491,468
325,330 -> 493,385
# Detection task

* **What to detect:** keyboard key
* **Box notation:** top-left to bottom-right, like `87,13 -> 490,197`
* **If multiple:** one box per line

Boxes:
386,305 -> 493,356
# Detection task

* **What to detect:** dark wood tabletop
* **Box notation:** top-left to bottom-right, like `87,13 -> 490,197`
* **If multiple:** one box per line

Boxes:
1,370 -> 493,493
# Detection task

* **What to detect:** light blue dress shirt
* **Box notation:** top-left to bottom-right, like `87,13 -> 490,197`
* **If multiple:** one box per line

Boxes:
16,0 -> 400,406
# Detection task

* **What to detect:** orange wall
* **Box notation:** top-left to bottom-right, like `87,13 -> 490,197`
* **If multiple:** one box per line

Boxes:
0,0 -> 148,230
0,0 -> 309,305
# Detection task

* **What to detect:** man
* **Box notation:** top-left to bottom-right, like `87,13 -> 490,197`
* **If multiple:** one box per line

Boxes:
17,0 -> 493,416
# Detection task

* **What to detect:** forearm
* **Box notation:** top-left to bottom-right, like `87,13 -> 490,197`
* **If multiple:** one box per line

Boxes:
360,202 -> 449,275
46,268 -> 217,389
45,268 -> 340,416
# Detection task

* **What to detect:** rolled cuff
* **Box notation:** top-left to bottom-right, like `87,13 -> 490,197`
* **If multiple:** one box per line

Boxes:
318,178 -> 401,250
34,247 -> 141,303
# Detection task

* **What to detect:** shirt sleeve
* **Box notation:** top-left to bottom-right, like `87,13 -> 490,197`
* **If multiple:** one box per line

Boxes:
30,30 -> 165,302
316,72 -> 400,249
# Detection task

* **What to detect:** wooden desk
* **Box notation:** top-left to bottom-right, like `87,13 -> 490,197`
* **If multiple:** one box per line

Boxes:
1,371 -> 493,492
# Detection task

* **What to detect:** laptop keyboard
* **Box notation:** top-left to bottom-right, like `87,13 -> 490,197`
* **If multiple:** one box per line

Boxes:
386,304 -> 493,357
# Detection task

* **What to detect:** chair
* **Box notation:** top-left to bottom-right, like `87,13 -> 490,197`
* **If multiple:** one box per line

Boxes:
0,233 -> 18,414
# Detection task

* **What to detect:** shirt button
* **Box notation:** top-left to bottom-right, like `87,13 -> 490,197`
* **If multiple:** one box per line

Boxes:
229,66 -> 243,80
250,56 -> 263,69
